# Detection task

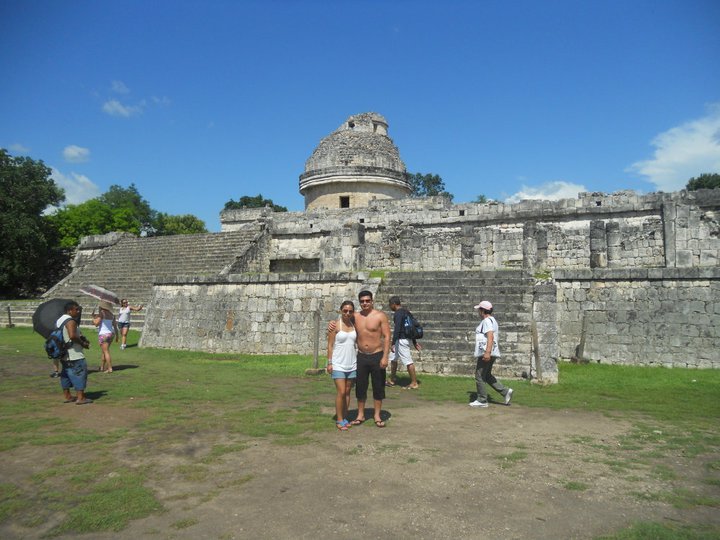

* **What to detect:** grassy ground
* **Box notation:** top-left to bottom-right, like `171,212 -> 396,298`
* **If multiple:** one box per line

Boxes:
0,326 -> 718,538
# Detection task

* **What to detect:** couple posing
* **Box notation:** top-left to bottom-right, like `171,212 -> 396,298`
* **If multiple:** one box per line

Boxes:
326,290 -> 390,431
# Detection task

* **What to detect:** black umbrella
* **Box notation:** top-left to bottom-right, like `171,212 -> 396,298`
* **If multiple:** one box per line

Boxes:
32,298 -> 79,339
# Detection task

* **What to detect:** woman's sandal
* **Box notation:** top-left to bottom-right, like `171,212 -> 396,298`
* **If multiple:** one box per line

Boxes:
336,422 -> 349,431
374,420 -> 386,428
350,418 -> 365,425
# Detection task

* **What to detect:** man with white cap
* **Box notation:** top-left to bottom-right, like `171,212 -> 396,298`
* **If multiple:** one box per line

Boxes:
469,300 -> 513,408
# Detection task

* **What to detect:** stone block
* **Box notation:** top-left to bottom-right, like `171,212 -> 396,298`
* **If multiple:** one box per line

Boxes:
676,250 -> 694,267
699,250 -> 718,266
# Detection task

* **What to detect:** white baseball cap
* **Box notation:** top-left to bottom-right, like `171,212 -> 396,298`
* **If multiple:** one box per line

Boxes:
473,300 -> 493,310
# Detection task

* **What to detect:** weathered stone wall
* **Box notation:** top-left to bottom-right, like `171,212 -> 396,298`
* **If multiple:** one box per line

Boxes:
71,231 -> 135,267
85,189 -> 719,375
607,216 -> 666,267
221,189 -> 720,275
554,268 -> 720,368
140,273 -> 379,354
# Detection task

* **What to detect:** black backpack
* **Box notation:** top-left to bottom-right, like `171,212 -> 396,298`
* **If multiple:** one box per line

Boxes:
44,319 -> 72,360
402,310 -> 424,340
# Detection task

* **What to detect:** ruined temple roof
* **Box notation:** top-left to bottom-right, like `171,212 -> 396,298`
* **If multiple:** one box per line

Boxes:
303,112 -> 407,174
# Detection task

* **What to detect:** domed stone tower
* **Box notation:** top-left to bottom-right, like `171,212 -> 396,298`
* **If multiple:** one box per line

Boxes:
299,112 -> 411,210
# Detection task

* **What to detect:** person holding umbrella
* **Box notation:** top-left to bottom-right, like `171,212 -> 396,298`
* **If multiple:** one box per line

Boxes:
56,301 -> 92,404
32,298 -> 77,379
93,300 -> 119,373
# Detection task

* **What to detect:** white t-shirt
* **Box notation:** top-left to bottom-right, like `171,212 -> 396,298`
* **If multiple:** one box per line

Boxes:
118,306 -> 131,323
475,316 -> 500,358
56,314 -> 85,360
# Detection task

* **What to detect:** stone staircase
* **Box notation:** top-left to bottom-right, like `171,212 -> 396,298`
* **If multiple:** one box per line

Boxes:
43,224 -> 265,310
376,270 -> 536,378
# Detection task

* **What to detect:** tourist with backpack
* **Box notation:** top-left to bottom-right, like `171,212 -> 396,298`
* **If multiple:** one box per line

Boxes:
55,301 -> 92,404
386,296 -> 422,389
469,300 -> 513,408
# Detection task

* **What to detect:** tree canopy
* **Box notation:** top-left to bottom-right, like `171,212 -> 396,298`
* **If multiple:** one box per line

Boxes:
154,213 -> 208,235
49,183 -> 207,247
686,173 -> 720,191
98,184 -> 155,225
408,172 -> 454,201
224,194 -> 288,212
0,149 -> 68,297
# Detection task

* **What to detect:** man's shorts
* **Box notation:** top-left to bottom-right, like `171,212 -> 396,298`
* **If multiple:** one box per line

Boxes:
355,351 -> 386,401
389,339 -> 414,366
60,358 -> 88,391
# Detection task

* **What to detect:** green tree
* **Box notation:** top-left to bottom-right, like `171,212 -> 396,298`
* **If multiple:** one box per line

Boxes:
155,213 -> 208,235
49,199 -> 132,248
98,183 -> 155,225
686,173 -> 720,191
224,194 -> 288,212
49,184 -> 209,245
474,194 -> 489,203
408,172 -> 454,201
0,149 -> 68,297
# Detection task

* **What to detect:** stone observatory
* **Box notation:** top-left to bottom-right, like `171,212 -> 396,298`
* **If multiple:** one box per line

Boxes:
299,112 -> 411,210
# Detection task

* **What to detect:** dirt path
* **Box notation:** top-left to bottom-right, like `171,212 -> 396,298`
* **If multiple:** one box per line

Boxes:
3,378 -> 718,540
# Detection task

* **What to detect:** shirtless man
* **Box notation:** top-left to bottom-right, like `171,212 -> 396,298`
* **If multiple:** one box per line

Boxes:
330,290 -> 391,427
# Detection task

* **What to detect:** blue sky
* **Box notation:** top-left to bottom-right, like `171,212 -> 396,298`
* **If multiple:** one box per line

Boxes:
2,0 -> 719,232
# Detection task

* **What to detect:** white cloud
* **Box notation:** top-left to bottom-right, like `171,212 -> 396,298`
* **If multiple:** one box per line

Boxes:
63,145 -> 90,163
102,99 -> 143,117
8,143 -> 30,154
111,80 -> 130,94
504,181 -> 587,204
628,103 -> 720,191
50,168 -> 101,205
151,95 -> 171,106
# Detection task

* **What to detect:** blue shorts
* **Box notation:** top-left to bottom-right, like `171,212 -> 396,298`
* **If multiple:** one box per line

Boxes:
118,322 -> 130,329
60,358 -> 88,391
331,370 -> 357,380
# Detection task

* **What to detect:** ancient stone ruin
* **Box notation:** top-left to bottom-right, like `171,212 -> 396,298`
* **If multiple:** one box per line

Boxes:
38,112 -> 720,382
299,112 -> 411,210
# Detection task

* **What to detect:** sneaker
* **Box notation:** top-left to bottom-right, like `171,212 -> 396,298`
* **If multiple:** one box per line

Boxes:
121,344 -> 126,350
469,400 -> 489,408
504,388 -> 514,405
50,372 -> 60,378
